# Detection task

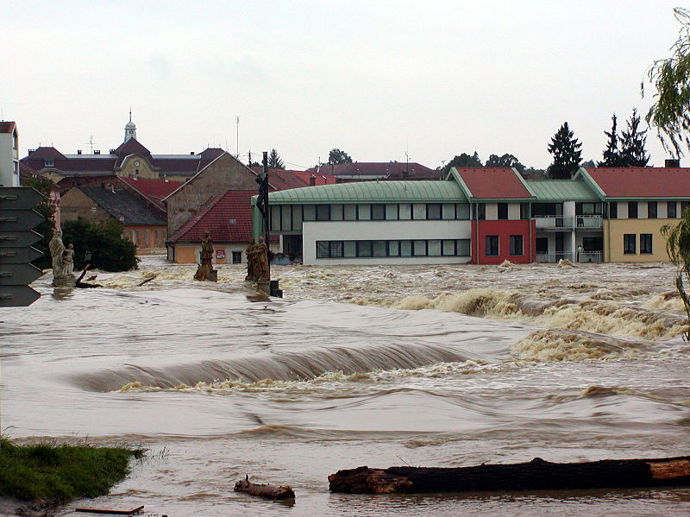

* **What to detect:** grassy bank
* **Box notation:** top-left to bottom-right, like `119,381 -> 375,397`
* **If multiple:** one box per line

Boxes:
0,438 -> 142,504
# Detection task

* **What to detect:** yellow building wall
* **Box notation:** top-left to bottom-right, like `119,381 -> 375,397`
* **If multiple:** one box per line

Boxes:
118,156 -> 159,179
604,218 -> 678,262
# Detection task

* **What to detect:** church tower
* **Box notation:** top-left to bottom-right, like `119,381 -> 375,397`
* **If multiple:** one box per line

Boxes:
124,109 -> 137,142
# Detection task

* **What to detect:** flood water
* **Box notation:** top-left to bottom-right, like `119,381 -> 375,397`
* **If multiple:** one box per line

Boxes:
2,257 -> 690,516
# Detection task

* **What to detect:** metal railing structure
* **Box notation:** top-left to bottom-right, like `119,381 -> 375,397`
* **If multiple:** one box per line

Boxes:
536,250 -> 603,263
534,215 -> 602,230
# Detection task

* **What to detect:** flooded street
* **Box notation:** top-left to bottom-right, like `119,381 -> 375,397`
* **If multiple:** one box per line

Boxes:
2,257 -> 690,515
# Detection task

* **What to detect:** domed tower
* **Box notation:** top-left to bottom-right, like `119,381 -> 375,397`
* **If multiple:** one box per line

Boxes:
124,109 -> 137,142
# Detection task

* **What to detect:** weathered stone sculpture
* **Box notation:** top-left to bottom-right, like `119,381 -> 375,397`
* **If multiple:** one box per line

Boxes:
49,230 -> 77,287
194,230 -> 217,282
246,237 -> 269,282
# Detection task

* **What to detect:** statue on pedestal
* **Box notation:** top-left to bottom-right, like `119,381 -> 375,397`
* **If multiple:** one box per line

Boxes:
49,230 -> 76,287
194,230 -> 217,282
246,237 -> 269,283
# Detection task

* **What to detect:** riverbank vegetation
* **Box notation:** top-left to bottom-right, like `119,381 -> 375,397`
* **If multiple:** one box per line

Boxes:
0,438 -> 142,505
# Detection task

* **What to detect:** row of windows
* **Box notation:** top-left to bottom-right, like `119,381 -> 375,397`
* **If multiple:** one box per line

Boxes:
477,203 -> 529,220
611,201 -> 688,219
316,239 -> 471,258
485,235 -> 524,257
623,233 -> 653,254
271,203 -> 472,232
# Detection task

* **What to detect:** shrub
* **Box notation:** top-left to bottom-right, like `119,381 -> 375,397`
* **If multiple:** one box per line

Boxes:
61,218 -> 138,272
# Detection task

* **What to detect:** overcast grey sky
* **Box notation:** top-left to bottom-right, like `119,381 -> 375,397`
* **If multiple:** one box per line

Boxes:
1,1 -> 684,169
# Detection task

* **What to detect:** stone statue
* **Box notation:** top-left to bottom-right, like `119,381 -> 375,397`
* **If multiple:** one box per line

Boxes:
245,237 -> 270,282
194,230 -> 217,282
49,230 -> 76,287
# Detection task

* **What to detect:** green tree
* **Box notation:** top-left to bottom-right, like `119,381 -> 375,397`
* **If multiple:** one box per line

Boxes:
645,7 -> 690,157
441,152 -> 482,174
267,149 -> 285,169
485,153 -> 525,173
61,219 -> 138,272
662,208 -> 690,340
620,108 -> 650,166
598,114 -> 625,167
328,148 -> 352,165
547,122 -> 582,179
21,176 -> 56,269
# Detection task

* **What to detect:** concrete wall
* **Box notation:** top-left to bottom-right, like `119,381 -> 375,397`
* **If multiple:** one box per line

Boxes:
604,218 -> 676,262
302,220 -> 472,265
166,153 -> 257,235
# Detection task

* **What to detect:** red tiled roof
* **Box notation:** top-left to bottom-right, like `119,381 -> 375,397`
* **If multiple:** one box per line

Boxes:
118,176 -> 183,210
290,170 -> 336,185
0,121 -> 16,133
168,190 -> 256,244
306,161 -> 438,180
456,167 -> 533,199
585,167 -> 690,198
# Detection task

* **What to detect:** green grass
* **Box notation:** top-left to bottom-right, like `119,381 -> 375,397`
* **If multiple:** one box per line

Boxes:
0,438 -> 143,504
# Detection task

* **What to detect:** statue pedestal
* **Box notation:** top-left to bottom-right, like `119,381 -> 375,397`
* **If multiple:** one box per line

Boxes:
257,279 -> 283,298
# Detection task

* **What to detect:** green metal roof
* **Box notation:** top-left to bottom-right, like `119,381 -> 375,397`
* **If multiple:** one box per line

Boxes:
526,179 -> 600,202
267,180 -> 467,204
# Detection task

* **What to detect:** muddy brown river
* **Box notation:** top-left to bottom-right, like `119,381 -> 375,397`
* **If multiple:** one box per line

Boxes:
1,258 -> 689,516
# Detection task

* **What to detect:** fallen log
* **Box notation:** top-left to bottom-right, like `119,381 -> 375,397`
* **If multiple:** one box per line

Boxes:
328,456 -> 690,494
75,506 -> 144,515
234,475 -> 295,500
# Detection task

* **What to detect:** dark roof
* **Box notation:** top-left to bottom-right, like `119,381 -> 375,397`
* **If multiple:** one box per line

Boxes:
249,167 -> 338,189
77,186 -> 166,226
113,138 -> 152,161
168,190 -> 256,244
118,176 -> 182,210
307,161 -> 439,180
455,167 -> 534,199
584,167 -> 690,198
0,121 -> 16,134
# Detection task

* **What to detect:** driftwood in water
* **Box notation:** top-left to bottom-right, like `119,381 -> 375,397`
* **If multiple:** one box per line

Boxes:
234,476 -> 295,500
328,456 -> 690,494
74,263 -> 102,288
137,274 -> 157,287
75,506 -> 144,515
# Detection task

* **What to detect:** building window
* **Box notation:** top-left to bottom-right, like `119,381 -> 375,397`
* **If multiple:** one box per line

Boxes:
427,204 -> 442,220
486,235 -> 499,256
400,240 -> 412,256
509,235 -> 523,256
270,206 -> 281,231
388,241 -> 400,256
344,241 -> 356,257
316,241 -> 329,258
281,205 -> 292,230
399,204 -> 412,220
303,205 -> 316,221
44,159 -> 54,167
371,204 -> 385,220
428,239 -> 442,256
372,240 -> 387,256
314,239 -> 472,258
640,234 -> 653,254
477,203 -> 486,221
609,202 -> 617,219
412,204 -> 426,220
385,204 -> 398,220
628,201 -> 638,219
520,203 -> 529,220
330,241 -> 344,257
316,205 -> 330,221
497,203 -> 508,220
358,241 -> 372,257
668,201 -> 677,219
343,204 -> 357,220
358,204 -> 371,220
648,202 -> 657,219
624,234 -> 636,254
442,204 -> 456,220
331,204 -> 343,221
682,201 -> 690,216
457,204 -> 470,220
232,251 -> 242,264
413,240 -> 426,256
291,205 -> 303,230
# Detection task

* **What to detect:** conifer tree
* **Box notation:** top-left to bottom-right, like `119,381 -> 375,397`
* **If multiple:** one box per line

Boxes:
598,114 -> 625,167
268,149 -> 285,169
620,109 -> 650,167
547,122 -> 582,179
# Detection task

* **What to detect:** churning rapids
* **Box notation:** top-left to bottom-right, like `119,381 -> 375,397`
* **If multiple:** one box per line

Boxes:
2,257 -> 690,516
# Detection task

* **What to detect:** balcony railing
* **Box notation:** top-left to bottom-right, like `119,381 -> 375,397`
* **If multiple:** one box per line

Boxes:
536,250 -> 603,263
534,215 -> 602,230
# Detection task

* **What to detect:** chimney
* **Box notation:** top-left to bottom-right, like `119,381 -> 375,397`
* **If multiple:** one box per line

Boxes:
190,151 -> 195,155
28,148 -> 35,155
309,175 -> 316,186
94,150 -> 101,155
77,149 -> 82,155
665,158 -> 681,168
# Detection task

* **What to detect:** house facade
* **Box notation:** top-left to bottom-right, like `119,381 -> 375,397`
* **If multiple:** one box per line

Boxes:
0,121 -> 19,187
256,166 -> 690,265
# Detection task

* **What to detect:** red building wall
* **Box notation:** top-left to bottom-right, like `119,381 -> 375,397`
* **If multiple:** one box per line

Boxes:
471,220 -> 536,264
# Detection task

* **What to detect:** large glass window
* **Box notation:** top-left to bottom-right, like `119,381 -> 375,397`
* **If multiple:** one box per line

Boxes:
358,204 -> 371,220
457,239 -> 470,256
281,205 -> 292,230
388,241 -> 400,256
372,240 -> 387,256
427,204 -> 442,220
609,202 -> 617,219
648,202 -> 657,219
331,204 -> 343,221
303,205 -> 316,221
413,240 -> 426,256
358,241 -> 372,257
316,241 -> 329,258
486,235 -> 499,256
457,204 -> 470,219
344,204 -> 357,220
640,234 -> 653,254
442,240 -> 455,256
291,205 -> 303,230
497,203 -> 508,220
316,205 -> 330,221
399,204 -> 412,220
400,240 -> 413,256
344,241 -> 356,257
624,234 -> 636,254
385,204 -> 399,220
510,235 -> 523,256
442,204 -> 456,220
371,204 -> 385,220
413,204 -> 426,220
477,203 -> 486,220
314,239 -> 473,259
668,201 -> 677,219
428,239 -> 442,256
628,201 -> 638,219
270,205 -> 281,231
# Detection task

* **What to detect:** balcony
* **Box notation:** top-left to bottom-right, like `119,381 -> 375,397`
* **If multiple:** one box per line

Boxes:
536,251 -> 603,263
534,215 -> 602,231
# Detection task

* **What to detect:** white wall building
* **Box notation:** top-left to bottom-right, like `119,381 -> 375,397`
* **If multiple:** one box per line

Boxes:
0,121 -> 19,187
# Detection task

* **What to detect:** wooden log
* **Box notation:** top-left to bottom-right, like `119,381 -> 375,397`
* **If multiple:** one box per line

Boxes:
328,456 -> 690,494
75,506 -> 144,515
234,475 -> 295,500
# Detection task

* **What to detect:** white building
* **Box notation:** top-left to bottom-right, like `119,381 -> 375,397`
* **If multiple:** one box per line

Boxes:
0,121 -> 19,187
